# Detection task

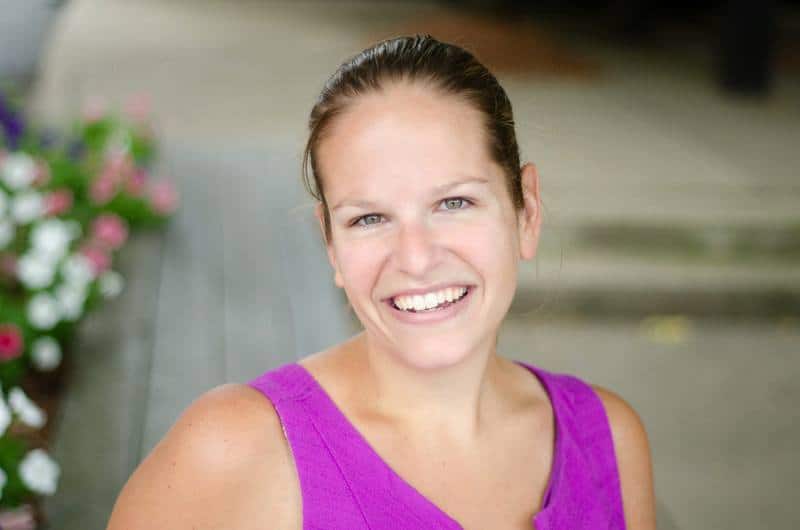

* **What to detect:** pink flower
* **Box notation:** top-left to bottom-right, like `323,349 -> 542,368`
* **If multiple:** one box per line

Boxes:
89,176 -> 117,205
0,323 -> 24,361
91,214 -> 128,250
80,244 -> 111,276
33,161 -> 51,187
123,93 -> 151,123
82,96 -> 107,123
126,169 -> 148,196
104,153 -> 134,183
0,254 -> 16,277
44,189 -> 74,216
148,180 -> 178,215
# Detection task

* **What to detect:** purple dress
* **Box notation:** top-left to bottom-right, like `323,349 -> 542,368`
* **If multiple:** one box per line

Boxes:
247,361 -> 626,529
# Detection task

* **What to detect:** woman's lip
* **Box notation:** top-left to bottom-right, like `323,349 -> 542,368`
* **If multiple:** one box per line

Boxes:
384,286 -> 474,323
382,283 -> 473,301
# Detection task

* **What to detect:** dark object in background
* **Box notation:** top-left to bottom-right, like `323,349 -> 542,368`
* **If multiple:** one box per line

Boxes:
445,0 -> 788,98
718,0 -> 777,96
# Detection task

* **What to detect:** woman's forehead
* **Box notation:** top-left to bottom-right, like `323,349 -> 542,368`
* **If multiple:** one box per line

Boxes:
318,85 -> 494,194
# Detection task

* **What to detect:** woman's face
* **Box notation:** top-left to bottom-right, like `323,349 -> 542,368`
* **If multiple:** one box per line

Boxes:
316,82 -> 540,370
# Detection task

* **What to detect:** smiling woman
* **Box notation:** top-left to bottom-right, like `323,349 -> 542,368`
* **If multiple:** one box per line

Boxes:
106,35 -> 656,530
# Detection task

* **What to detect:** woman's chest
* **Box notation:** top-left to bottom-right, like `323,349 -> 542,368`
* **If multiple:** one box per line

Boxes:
363,412 -> 554,530
241,427 -> 553,530
395,444 -> 551,530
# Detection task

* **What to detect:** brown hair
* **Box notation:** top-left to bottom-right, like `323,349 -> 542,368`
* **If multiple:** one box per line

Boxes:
302,34 -> 523,240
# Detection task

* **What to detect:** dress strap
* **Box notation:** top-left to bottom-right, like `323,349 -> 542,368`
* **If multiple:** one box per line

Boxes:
247,364 -> 370,529
520,363 -> 627,529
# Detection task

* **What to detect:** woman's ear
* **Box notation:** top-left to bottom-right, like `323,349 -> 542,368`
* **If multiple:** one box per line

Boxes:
517,163 -> 542,260
315,203 -> 344,288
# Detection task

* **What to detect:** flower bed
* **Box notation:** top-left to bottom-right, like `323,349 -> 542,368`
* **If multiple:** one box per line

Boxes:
0,89 -> 176,527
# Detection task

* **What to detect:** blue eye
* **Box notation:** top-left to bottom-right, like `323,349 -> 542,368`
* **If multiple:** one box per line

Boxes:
440,197 -> 472,210
353,213 -> 383,227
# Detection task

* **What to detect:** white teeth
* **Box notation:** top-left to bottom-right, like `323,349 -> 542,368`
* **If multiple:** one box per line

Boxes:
392,286 -> 469,312
412,295 -> 425,311
424,293 -> 438,309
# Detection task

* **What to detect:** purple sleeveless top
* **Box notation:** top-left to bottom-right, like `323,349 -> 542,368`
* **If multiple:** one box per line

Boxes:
247,361 -> 626,529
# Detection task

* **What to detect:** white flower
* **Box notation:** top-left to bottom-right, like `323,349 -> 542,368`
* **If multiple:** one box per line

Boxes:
0,397 -> 11,437
1,153 -> 36,190
105,129 -> 132,157
10,192 -> 44,224
30,219 -> 74,262
99,270 -> 124,298
27,293 -> 61,330
0,467 -> 6,499
61,254 -> 94,285
19,449 -> 60,495
16,252 -> 57,289
0,188 -> 8,217
8,388 -> 46,429
0,219 -> 13,249
31,336 -> 61,371
55,283 -> 87,321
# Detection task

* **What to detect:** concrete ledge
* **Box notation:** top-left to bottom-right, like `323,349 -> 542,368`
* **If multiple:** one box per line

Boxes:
514,251 -> 800,318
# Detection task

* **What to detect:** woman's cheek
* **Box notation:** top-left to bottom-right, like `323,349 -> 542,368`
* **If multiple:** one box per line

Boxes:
337,238 -> 387,289
460,220 -> 513,263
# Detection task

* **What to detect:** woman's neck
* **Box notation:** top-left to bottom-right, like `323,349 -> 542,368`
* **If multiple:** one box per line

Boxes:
353,332 -> 507,445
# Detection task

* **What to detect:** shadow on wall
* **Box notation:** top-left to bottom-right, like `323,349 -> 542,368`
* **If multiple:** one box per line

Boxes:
0,0 -> 64,83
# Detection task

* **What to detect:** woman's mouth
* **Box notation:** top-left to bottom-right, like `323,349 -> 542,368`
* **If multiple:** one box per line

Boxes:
388,286 -> 472,313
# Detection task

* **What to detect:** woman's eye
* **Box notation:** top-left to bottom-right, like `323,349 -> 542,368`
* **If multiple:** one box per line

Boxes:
354,214 -> 383,227
440,197 -> 471,210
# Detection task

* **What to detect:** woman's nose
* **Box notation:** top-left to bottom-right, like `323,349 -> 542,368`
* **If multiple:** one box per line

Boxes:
391,221 -> 440,277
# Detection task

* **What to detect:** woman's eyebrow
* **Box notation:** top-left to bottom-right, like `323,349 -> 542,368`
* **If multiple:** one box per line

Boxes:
431,176 -> 489,194
331,198 -> 377,212
330,177 -> 489,212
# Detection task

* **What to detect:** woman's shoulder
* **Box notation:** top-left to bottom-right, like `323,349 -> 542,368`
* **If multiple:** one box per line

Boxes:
587,383 -> 651,478
106,383 -> 300,529
590,384 -> 657,529
530,364 -> 656,528
160,383 -> 299,494
588,384 -> 647,437
173,382 -> 290,462
536,370 -> 656,529
538,368 -> 652,481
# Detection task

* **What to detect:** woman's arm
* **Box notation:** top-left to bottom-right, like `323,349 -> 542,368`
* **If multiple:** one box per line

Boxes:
106,383 -> 300,530
592,385 -> 657,530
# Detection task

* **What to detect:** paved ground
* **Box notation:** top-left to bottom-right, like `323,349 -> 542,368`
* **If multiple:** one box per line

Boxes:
25,1 -> 800,528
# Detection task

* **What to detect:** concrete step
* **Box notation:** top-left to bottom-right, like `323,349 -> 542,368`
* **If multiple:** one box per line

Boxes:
514,245 -> 800,318
559,220 -> 800,261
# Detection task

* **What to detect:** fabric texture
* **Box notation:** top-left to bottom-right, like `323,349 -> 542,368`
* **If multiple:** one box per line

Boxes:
247,361 -> 626,529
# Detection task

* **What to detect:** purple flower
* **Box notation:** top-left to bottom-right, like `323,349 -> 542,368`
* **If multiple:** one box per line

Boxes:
0,94 -> 25,150
66,139 -> 86,161
39,129 -> 60,150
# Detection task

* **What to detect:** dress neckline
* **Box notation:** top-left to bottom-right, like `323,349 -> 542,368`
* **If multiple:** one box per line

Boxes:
292,360 -> 563,529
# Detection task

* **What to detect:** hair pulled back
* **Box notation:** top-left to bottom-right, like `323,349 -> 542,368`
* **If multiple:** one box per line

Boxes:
303,34 -> 523,240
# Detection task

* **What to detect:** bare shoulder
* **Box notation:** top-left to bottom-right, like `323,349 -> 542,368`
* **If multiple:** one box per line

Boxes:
106,383 -> 300,530
591,385 -> 649,453
591,385 -> 657,530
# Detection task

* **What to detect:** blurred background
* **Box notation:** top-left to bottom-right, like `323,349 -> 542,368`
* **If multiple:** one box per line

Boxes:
2,0 -> 799,528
